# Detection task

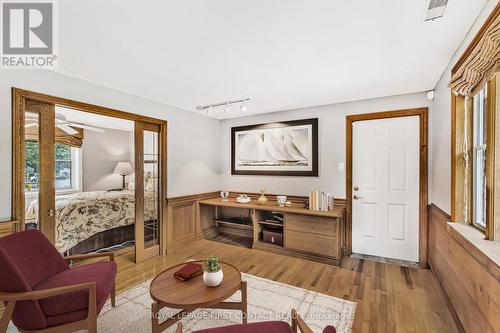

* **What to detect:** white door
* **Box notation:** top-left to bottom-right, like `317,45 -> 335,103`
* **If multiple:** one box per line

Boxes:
352,116 -> 420,262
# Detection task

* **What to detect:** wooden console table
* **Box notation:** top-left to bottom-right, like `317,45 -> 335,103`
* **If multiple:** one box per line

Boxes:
198,198 -> 345,266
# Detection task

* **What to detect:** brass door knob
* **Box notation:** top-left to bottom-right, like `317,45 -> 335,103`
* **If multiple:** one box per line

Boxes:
353,195 -> 361,200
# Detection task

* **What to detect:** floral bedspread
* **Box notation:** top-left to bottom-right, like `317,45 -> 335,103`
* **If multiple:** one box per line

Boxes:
25,190 -> 157,253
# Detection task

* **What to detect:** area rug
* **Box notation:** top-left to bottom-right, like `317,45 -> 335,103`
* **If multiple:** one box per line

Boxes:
8,273 -> 356,333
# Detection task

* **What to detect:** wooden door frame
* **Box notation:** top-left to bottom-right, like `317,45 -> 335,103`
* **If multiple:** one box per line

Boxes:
346,107 -> 428,268
11,87 -> 168,255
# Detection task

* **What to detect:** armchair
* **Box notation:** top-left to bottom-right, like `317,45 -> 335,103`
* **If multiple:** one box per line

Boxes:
174,309 -> 336,333
0,229 -> 117,333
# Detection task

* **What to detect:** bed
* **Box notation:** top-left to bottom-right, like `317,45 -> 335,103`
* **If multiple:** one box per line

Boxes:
25,190 -> 158,254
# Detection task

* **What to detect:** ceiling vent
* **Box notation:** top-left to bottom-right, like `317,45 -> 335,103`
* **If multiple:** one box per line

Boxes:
424,0 -> 448,21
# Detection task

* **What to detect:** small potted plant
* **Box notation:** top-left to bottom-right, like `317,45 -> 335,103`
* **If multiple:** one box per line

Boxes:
203,256 -> 223,287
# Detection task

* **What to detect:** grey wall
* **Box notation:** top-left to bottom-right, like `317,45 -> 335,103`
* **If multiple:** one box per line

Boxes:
82,129 -> 134,192
0,70 -> 221,221
220,92 -> 432,199
430,0 -> 497,215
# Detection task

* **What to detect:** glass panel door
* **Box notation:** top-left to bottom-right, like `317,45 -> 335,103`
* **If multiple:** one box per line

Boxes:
23,100 -> 56,244
134,121 -> 162,262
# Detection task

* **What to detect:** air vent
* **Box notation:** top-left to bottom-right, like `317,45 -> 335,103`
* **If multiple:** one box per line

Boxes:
425,0 -> 448,21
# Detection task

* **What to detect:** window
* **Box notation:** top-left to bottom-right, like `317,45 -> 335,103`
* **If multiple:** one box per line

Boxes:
472,87 -> 487,230
55,144 -> 73,190
24,141 -> 81,192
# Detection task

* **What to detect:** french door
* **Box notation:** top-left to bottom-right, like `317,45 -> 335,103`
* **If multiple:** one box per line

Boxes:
23,100 -> 56,244
134,121 -> 166,262
17,92 -> 166,263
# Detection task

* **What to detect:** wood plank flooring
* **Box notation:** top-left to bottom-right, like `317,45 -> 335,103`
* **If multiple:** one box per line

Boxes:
106,239 -> 458,333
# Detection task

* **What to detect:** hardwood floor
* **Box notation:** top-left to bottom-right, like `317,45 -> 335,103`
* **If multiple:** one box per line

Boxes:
104,239 -> 458,333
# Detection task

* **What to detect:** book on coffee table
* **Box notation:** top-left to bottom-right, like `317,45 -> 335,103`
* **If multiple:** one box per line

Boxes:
173,262 -> 203,281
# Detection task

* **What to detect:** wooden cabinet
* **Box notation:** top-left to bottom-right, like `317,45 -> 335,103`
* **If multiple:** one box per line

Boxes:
286,214 -> 337,236
198,198 -> 345,266
285,213 -> 342,264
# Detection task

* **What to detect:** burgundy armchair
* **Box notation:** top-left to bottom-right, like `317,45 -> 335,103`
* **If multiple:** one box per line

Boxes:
175,309 -> 336,333
0,229 -> 117,333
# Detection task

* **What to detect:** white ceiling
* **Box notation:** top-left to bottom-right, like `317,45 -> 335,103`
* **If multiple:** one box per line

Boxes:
55,106 -> 134,131
56,0 -> 488,119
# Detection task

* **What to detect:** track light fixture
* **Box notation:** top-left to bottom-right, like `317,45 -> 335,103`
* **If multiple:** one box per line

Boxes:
196,98 -> 250,114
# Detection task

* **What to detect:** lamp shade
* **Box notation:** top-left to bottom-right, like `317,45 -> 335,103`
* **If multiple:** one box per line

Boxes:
113,161 -> 134,175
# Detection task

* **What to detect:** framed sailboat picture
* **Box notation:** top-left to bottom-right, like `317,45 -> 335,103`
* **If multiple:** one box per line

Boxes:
231,118 -> 318,176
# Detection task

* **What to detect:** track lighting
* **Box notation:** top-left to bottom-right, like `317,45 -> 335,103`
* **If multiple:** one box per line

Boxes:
196,98 -> 250,115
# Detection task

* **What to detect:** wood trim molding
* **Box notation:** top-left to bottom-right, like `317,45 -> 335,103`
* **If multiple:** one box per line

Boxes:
346,108 -> 429,268
12,88 -> 165,124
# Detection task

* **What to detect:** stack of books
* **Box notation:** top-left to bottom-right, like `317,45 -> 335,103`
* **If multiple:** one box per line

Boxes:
309,190 -> 333,211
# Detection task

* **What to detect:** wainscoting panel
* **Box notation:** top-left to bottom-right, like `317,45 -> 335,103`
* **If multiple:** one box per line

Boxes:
0,221 -> 18,238
166,192 -> 219,250
428,204 -> 500,333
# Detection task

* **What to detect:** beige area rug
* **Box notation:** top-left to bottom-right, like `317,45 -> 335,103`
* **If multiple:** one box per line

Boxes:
9,273 -> 356,333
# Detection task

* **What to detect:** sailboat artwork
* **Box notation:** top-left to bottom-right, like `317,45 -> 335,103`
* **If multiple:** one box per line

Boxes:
232,119 -> 318,176
236,128 -> 309,167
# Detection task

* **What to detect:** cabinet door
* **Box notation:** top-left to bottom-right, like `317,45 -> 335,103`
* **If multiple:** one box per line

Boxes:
285,230 -> 338,259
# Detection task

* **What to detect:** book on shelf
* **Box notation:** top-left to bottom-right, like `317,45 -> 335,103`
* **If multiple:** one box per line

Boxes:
309,190 -> 333,211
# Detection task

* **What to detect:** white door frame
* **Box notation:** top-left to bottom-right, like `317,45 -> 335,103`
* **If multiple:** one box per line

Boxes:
346,108 -> 428,268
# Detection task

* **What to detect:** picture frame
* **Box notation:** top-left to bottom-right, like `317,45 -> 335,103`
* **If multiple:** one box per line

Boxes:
231,118 -> 318,176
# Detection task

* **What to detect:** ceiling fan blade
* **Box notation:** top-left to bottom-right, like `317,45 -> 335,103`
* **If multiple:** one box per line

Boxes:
57,124 -> 79,135
67,122 -> 105,133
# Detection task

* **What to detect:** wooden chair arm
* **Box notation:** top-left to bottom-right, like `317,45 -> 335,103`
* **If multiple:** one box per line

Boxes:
0,282 -> 97,333
64,252 -> 115,262
0,282 -> 96,301
291,309 -> 313,333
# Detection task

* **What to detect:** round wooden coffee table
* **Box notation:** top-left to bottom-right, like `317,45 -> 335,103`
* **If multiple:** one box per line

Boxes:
149,261 -> 247,333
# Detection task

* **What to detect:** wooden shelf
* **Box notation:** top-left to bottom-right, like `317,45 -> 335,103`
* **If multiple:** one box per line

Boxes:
213,219 -> 253,230
199,198 -> 344,218
257,220 -> 283,227
254,240 -> 283,249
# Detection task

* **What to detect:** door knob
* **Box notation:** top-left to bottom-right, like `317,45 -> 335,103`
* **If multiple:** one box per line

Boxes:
353,195 -> 361,200
353,186 -> 359,191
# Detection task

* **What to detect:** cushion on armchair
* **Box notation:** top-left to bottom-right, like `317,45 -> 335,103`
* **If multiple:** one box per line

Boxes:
0,229 -> 70,330
0,229 -> 117,331
34,260 -> 117,316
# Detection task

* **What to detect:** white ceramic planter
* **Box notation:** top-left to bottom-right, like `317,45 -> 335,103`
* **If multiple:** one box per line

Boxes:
203,270 -> 224,287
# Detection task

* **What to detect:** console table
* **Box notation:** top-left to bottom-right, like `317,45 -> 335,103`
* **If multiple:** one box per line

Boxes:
198,198 -> 345,266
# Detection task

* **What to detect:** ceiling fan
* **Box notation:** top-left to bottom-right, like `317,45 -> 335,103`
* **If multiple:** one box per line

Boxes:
25,113 -> 105,134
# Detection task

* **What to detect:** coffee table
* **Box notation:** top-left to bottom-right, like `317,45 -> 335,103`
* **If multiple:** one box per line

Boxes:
149,261 -> 247,333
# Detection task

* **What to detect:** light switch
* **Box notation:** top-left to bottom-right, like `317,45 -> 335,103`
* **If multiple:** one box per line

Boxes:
338,162 -> 345,172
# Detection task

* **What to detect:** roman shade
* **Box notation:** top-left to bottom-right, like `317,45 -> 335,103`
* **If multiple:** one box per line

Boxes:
449,10 -> 500,96
25,126 -> 84,148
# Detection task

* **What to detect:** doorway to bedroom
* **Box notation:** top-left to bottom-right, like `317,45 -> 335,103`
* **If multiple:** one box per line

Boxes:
12,88 -> 167,264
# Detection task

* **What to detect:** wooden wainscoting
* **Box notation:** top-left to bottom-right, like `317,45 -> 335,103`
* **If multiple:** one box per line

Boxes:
166,192 -> 219,250
428,204 -> 500,333
0,221 -> 18,238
